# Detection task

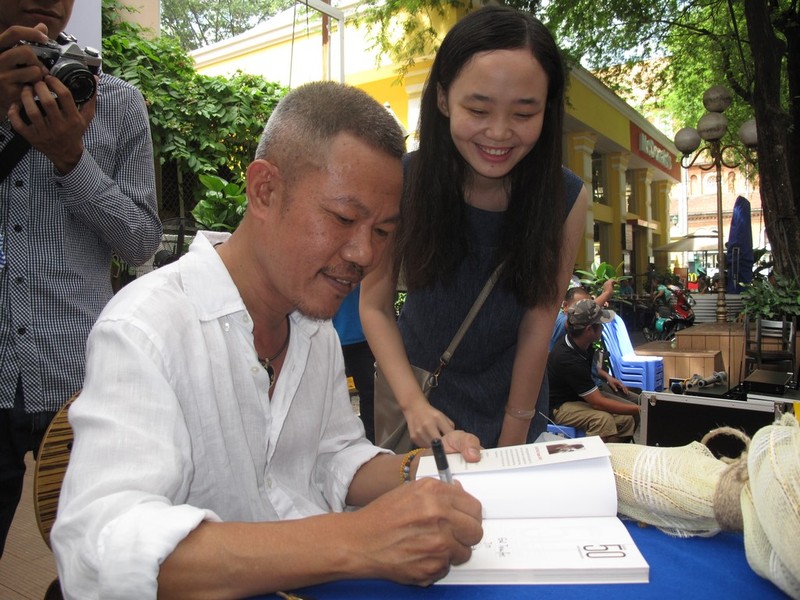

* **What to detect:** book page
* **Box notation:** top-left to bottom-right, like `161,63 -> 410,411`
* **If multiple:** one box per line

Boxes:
417,436 -> 617,519
440,516 -> 649,585
417,435 -> 610,476
462,456 -> 617,519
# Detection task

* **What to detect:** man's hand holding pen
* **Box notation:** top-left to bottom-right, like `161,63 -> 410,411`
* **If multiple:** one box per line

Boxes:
433,438 -> 454,484
350,431 -> 484,586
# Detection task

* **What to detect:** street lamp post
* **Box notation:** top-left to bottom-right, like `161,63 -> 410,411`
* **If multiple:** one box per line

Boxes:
673,85 -> 758,323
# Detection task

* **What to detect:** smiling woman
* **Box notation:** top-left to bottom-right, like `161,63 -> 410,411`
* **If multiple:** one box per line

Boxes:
436,48 -> 548,206
360,5 -> 589,451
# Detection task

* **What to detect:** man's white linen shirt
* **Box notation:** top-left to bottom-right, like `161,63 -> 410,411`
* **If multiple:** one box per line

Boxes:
51,231 -> 386,600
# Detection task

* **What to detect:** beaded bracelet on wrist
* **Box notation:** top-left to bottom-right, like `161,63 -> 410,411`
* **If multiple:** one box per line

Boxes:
401,448 -> 423,484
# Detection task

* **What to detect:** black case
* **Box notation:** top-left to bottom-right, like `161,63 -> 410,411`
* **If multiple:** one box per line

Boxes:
640,392 -> 778,450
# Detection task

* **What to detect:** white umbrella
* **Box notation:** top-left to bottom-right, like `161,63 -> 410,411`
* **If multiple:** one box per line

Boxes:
654,234 -> 719,253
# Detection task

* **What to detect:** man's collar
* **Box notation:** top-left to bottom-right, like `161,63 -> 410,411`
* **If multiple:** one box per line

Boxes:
565,331 -> 592,356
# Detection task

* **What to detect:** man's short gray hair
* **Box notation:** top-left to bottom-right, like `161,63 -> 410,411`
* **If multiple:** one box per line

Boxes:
255,81 -> 406,177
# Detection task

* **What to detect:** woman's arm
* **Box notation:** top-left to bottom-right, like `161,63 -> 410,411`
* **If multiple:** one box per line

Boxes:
359,251 -> 455,447
497,187 -> 589,447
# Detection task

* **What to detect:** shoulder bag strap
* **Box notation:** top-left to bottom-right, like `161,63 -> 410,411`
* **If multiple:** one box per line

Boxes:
0,133 -> 31,183
428,262 -> 504,385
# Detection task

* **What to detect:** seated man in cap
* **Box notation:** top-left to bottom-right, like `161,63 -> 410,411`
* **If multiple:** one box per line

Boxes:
549,284 -> 638,401
547,299 -> 640,443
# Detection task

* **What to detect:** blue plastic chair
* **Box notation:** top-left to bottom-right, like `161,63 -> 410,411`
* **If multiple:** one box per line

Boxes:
602,316 -> 664,391
546,423 -> 586,439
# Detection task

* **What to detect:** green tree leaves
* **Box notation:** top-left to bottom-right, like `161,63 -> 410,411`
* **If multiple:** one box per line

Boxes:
191,175 -> 248,231
161,0 -> 295,51
101,0 -> 287,212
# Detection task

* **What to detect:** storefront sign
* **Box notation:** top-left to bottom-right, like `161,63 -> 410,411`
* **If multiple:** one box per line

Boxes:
639,133 -> 672,170
630,123 -> 681,179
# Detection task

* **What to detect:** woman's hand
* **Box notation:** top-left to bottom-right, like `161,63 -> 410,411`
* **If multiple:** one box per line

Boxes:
404,397 -> 455,447
439,430 -> 482,463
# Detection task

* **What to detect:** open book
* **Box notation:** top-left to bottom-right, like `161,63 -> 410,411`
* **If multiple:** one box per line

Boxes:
416,436 -> 649,585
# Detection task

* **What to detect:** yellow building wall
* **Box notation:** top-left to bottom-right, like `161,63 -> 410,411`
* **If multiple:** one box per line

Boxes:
357,78 -> 410,131
190,3 -> 446,135
566,77 -> 630,150
121,0 -> 160,34
193,19 -> 339,84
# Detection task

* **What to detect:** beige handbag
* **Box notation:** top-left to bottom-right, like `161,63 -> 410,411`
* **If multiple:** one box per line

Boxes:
373,264 -> 503,453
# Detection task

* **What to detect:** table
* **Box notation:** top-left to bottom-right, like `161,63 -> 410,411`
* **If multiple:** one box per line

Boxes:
250,520 -> 789,599
636,339 -> 724,387
674,322 -> 745,384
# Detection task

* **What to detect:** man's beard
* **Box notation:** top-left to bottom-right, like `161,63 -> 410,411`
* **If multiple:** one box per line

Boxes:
293,300 -> 338,321
292,265 -> 364,321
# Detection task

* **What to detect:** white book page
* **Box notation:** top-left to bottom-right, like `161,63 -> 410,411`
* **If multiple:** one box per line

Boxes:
440,516 -> 649,585
461,456 -> 616,519
417,435 -> 610,477
417,437 -> 617,519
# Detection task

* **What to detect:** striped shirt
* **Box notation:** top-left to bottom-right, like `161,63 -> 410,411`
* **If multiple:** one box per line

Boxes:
0,73 -> 162,413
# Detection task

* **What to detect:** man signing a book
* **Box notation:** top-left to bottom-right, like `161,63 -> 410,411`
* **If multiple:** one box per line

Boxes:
51,82 -> 483,600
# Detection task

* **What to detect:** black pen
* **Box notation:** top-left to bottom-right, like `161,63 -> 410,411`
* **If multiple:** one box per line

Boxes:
431,438 -> 453,484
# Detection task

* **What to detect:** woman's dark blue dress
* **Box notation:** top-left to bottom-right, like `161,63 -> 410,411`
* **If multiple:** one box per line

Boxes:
398,168 -> 583,447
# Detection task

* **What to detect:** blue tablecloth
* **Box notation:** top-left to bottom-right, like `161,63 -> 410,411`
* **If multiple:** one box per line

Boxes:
251,520 -> 789,599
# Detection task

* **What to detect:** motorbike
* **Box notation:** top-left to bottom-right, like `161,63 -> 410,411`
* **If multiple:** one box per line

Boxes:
642,285 -> 696,342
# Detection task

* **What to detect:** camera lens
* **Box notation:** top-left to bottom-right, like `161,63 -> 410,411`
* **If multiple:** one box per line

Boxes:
50,61 -> 96,104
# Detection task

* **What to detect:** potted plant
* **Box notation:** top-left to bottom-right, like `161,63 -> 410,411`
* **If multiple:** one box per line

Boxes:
740,274 -> 800,320
739,274 -> 800,375
574,261 -> 633,303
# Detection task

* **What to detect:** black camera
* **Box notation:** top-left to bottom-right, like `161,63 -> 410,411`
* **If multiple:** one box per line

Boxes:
16,32 -> 102,109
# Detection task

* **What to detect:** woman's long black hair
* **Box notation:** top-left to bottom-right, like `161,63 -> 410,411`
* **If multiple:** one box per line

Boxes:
396,6 -> 569,307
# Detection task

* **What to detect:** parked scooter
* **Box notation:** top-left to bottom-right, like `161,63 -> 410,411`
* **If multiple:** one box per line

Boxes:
642,285 -> 696,341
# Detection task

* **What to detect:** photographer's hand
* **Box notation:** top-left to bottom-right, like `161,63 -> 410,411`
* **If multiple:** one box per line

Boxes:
0,24 -> 49,118
8,74 -> 97,174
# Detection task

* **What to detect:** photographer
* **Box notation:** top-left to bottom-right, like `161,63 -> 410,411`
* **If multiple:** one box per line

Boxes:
0,0 -> 161,557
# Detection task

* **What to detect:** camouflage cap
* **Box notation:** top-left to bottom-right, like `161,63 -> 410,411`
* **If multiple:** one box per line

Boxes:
567,298 -> 616,328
